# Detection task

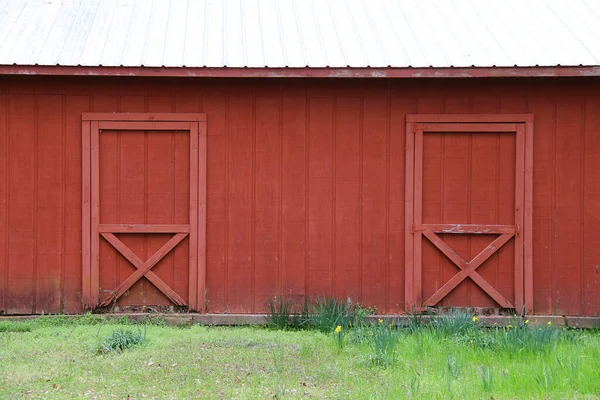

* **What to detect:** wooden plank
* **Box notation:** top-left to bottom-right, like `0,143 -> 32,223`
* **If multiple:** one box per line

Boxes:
198,120 -> 207,312
415,224 -> 517,234
361,96 -> 388,311
63,96 -> 89,313
468,273 -> 515,309
82,112 -> 206,122
0,92 -> 6,313
423,232 -> 514,307
413,129 -> 423,306
333,97 -> 361,302
514,125 -> 525,312
407,114 -> 534,123
6,94 -> 35,314
227,96 -> 254,312
416,123 -> 518,132
188,122 -> 199,311
307,97 -> 334,298
422,230 -> 468,270
99,233 -> 187,306
404,122 -> 415,311
81,120 -> 91,308
35,95 -> 63,314
202,92 -> 227,312
90,121 -> 100,308
281,95 -> 307,306
524,120 -> 534,314
389,96 -> 413,313
98,224 -> 190,233
554,97 -> 584,315
98,121 -> 191,131
253,97 -> 282,311
100,232 -> 188,306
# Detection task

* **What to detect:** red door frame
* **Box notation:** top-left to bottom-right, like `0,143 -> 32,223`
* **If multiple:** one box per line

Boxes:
405,114 -> 534,314
81,113 -> 207,312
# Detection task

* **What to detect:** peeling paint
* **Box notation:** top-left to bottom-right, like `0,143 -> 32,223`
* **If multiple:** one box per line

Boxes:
1,66 -> 600,79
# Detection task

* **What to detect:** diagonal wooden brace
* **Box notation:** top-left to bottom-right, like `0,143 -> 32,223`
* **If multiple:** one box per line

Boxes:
423,231 -> 515,308
100,232 -> 188,306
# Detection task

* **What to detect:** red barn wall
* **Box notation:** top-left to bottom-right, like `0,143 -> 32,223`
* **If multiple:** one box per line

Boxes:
0,76 -> 599,316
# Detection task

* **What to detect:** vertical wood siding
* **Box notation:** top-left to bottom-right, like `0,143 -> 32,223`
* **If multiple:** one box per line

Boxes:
0,77 -> 598,315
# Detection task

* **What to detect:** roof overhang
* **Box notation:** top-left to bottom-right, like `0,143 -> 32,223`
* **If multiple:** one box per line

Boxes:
1,65 -> 600,79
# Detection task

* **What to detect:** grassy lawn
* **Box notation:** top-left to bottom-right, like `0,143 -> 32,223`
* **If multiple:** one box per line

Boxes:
0,313 -> 599,399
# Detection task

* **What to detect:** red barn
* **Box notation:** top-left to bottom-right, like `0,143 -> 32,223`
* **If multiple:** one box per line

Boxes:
0,0 -> 599,318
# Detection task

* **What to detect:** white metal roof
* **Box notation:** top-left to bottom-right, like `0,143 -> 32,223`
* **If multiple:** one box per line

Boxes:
0,0 -> 599,69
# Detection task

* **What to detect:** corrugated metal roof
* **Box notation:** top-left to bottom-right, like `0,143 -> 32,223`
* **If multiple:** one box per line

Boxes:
0,0 -> 599,69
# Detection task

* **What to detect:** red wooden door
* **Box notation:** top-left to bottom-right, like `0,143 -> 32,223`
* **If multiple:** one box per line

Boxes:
82,114 -> 206,312
405,115 -> 533,314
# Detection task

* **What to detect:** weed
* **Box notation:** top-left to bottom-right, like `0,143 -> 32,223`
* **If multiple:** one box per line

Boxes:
405,310 -> 427,335
34,312 -> 104,327
95,326 -> 147,354
408,374 -> 420,397
266,297 -> 295,330
496,323 -> 559,355
354,304 -> 377,327
481,366 -> 493,392
445,353 -> 462,397
271,339 -> 286,398
430,308 -> 477,337
0,320 -> 32,332
369,319 -> 398,367
446,354 -> 462,379
309,297 -> 355,333
534,363 -> 559,392
136,315 -> 167,326
290,300 -> 311,330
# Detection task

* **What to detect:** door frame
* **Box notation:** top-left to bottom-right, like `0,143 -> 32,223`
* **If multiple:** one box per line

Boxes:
404,114 -> 534,314
81,113 -> 207,312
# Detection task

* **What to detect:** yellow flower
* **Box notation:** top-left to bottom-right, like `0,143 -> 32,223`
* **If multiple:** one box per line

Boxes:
335,325 -> 342,333
378,318 -> 384,324
472,316 -> 478,323
525,319 -> 529,324
507,324 -> 512,329
547,321 -> 552,326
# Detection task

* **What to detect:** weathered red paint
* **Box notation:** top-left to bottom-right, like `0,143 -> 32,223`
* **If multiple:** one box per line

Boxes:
0,65 -> 600,79
0,76 -> 599,316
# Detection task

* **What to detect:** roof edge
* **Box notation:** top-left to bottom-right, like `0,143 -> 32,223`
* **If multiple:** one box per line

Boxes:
1,65 -> 600,78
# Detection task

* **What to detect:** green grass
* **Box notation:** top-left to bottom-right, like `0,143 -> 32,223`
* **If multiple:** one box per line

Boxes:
0,317 -> 599,399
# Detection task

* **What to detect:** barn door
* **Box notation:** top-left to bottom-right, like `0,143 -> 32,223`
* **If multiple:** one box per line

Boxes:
405,115 -> 533,314
82,113 -> 206,312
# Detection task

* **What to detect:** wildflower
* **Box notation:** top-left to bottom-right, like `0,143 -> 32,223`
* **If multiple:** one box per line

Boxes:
507,324 -> 512,329
378,318 -> 384,324
525,319 -> 529,324
472,316 -> 478,323
547,321 -> 552,326
335,325 -> 342,333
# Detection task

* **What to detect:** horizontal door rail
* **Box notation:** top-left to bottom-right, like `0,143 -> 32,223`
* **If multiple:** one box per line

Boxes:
412,224 -> 517,235
98,224 -> 190,233
415,123 -> 519,132
98,121 -> 191,131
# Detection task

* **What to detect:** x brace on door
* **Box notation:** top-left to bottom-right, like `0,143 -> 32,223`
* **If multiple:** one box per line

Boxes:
99,224 -> 189,307
404,115 -> 534,314
413,224 -> 516,308
82,113 -> 207,312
